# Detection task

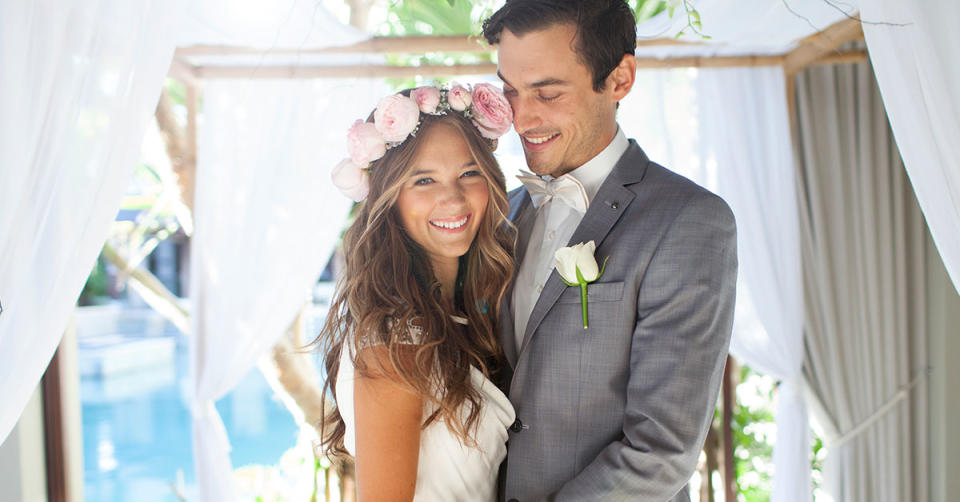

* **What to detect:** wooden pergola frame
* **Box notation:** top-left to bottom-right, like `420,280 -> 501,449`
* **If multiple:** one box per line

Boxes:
170,18 -> 864,83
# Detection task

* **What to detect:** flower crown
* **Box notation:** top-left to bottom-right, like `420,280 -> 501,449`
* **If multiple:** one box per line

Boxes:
331,83 -> 514,202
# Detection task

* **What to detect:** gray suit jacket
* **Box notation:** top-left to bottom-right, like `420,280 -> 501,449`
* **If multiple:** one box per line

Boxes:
499,141 -> 737,501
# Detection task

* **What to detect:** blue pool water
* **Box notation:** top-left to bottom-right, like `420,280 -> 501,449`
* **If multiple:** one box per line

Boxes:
80,335 -> 299,502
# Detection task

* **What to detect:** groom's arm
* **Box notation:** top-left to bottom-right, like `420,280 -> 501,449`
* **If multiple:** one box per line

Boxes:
552,193 -> 737,501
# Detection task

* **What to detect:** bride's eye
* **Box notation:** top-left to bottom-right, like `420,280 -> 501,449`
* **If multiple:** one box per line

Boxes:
460,170 -> 482,178
413,177 -> 434,186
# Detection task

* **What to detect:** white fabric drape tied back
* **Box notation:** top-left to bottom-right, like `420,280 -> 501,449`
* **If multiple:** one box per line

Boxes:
771,376 -> 810,501
825,367 -> 931,450
517,171 -> 589,214
191,398 -> 237,501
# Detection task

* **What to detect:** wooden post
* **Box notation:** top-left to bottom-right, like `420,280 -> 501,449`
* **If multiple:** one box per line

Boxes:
41,346 -> 66,502
702,425 -> 718,502
721,356 -> 737,502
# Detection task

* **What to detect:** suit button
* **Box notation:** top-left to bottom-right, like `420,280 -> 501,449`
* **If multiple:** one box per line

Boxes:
510,419 -> 523,432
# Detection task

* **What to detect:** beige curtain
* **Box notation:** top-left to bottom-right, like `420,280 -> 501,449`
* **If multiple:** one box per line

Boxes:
794,59 -> 929,501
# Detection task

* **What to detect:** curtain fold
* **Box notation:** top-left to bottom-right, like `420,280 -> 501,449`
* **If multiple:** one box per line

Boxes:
860,0 -> 960,293
0,0 -> 178,444
189,78 -> 384,501
695,66 -> 809,502
795,59 -> 929,502
620,66 -> 809,500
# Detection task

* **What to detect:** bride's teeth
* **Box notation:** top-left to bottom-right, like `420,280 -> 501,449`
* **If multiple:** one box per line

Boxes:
432,216 -> 468,229
526,134 -> 556,144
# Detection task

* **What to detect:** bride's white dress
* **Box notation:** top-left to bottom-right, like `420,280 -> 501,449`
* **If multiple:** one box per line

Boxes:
336,321 -> 516,501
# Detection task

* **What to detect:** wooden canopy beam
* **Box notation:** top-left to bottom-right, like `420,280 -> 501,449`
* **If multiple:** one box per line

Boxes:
784,17 -> 864,76
173,18 -> 867,80
187,53 -> 800,80
174,35 -> 701,58
193,63 -> 500,79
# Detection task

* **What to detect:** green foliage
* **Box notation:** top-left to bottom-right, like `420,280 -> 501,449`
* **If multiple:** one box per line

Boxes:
632,0 -> 668,23
78,252 -> 111,305
811,433 -> 826,494
164,78 -> 187,106
377,0 -> 672,88
382,0 -> 670,37
382,0 -> 486,36
669,0 -> 711,39
380,0 -> 496,88
733,364 -> 775,502
730,365 -> 826,502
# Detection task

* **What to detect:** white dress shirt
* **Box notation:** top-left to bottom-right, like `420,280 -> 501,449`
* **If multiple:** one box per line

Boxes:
512,127 -> 629,351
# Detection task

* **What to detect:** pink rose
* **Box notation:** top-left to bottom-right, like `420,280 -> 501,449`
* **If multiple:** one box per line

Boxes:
446,84 -> 473,111
331,158 -> 370,202
411,86 -> 441,114
470,83 -> 513,139
374,94 -> 421,143
347,120 -> 386,166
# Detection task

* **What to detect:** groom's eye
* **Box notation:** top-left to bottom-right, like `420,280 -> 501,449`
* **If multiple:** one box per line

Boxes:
539,93 -> 560,102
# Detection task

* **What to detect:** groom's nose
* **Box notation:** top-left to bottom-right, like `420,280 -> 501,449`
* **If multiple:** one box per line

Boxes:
510,95 -> 542,134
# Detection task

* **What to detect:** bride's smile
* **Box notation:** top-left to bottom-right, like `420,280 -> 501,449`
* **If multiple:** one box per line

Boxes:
396,122 -> 489,280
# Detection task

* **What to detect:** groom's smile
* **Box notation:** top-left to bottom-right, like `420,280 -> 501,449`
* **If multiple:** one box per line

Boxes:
521,132 -> 560,150
496,23 -> 620,178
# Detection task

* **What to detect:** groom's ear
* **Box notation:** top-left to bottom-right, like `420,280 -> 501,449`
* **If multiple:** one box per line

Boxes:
607,54 -> 637,102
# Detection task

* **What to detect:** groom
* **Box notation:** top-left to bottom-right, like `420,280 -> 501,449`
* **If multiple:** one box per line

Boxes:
483,1 -> 737,500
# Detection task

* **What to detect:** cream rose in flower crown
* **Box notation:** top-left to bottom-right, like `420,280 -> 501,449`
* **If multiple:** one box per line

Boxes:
331,83 -> 514,201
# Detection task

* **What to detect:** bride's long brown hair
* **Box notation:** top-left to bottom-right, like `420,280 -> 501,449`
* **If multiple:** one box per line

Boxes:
314,105 -> 514,457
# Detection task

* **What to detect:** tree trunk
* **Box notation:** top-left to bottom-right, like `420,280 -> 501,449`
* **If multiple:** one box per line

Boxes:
154,86 -> 197,215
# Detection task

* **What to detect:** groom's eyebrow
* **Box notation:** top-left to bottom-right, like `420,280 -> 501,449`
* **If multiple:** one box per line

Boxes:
497,71 -> 567,89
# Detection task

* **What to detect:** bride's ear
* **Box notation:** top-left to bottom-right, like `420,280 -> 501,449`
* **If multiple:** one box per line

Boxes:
607,54 -> 637,102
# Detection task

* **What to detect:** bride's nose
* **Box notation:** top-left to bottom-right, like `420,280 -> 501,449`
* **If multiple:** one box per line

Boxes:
438,182 -> 468,205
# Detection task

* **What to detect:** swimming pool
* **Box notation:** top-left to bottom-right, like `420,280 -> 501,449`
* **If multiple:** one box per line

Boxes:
80,333 -> 299,502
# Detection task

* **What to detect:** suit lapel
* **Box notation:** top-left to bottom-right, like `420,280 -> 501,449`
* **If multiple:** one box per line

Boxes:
517,141 -> 650,358
501,189 -> 534,368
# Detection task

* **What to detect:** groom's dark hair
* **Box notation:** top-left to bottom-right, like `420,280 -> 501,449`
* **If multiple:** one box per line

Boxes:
482,0 -> 636,92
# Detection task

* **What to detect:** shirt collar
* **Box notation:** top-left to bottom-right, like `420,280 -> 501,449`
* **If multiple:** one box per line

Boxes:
564,126 -> 628,202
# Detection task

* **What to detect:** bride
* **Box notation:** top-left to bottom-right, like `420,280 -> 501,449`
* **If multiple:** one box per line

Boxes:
315,83 -> 516,501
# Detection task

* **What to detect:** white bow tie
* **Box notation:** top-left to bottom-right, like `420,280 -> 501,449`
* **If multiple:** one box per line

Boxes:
517,170 -> 589,214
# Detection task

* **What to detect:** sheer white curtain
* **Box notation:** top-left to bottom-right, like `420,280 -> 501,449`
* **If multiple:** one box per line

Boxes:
190,78 -> 385,501
696,67 -> 808,502
861,0 -> 960,293
0,0 -> 178,443
620,67 -> 807,501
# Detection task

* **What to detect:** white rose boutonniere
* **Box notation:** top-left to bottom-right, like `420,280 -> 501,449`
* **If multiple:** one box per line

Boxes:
554,240 -> 608,329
